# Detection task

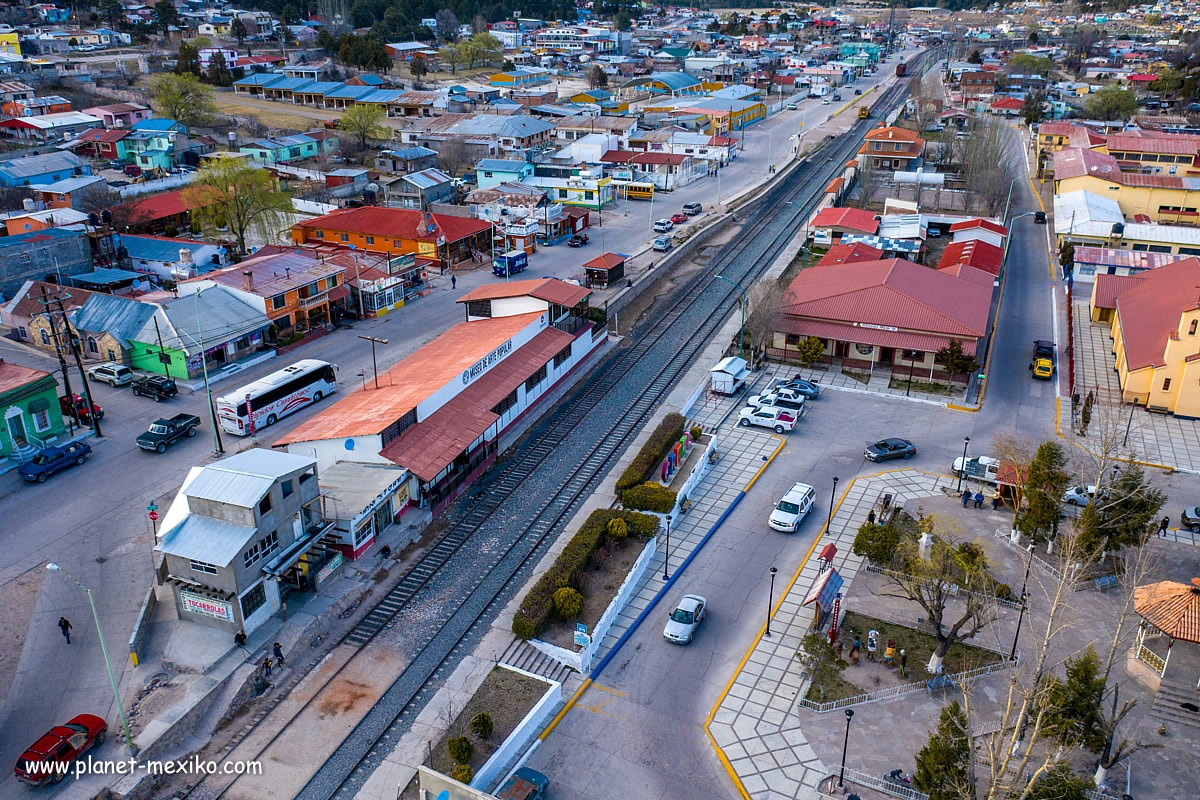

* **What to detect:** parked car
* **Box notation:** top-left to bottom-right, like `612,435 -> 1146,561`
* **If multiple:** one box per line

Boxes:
822,97 -> 831,105
669,213 -> 688,224
653,218 -> 674,232
682,202 -> 703,216
86,362 -> 133,387
781,376 -> 822,399
1030,340 -> 1056,379
832,92 -> 843,101
1034,210 -> 1046,224
786,102 -> 798,110
864,438 -> 916,462
1063,485 -> 1099,506
13,713 -> 107,785
17,442 -> 92,483
854,88 -> 862,95
107,179 -> 130,188
497,768 -> 548,800
746,393 -> 806,415
663,594 -> 707,643
136,413 -> 200,453
567,233 -> 589,247
131,374 -> 178,401
1181,507 -> 1200,532
59,394 -> 103,424
652,236 -> 673,252
738,406 -> 797,433
758,383 -> 807,404
123,164 -> 142,177
769,482 -> 816,532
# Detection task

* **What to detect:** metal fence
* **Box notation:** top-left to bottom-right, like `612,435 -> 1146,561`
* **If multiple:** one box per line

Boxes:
839,768 -> 930,800
796,656 -> 1017,713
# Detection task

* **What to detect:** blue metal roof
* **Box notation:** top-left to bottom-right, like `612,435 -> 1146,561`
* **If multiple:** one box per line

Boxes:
476,159 -> 531,173
643,72 -> 701,90
323,84 -> 374,99
0,227 -> 84,248
131,118 -> 184,131
381,146 -> 437,160
120,234 -> 213,263
354,74 -> 388,85
295,81 -> 343,95
357,89 -> 405,103
402,168 -> 452,189
72,268 -> 142,285
71,293 -> 156,344
234,72 -> 286,87
265,78 -> 316,91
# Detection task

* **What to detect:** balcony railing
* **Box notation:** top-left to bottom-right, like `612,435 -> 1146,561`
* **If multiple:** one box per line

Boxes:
298,291 -> 330,309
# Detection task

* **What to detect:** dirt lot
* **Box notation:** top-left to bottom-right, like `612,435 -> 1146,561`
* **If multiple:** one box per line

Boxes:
541,532 -> 647,650
213,92 -> 341,132
0,565 -> 46,699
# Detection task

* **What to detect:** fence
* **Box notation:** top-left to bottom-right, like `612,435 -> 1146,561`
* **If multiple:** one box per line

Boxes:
670,434 -> 719,518
796,655 -> 1018,713
116,171 -> 197,198
838,768 -> 929,800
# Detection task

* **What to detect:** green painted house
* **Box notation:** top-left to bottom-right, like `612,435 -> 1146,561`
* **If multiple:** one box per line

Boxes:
0,359 -> 65,461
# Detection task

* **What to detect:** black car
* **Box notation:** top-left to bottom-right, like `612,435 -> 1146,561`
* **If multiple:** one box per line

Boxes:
1034,211 -> 1046,224
782,376 -> 822,399
131,374 -> 178,401
1182,507 -> 1200,532
864,438 -> 916,462
567,233 -> 589,247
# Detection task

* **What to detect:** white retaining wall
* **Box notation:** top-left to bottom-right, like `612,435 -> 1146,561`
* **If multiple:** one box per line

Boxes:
471,665 -> 561,792
671,435 -> 719,518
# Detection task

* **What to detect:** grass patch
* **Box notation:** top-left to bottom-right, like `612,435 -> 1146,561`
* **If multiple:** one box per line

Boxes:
839,611 -> 1004,677
804,669 -> 864,703
541,532 -> 644,650
888,378 -> 962,397
842,369 -> 870,384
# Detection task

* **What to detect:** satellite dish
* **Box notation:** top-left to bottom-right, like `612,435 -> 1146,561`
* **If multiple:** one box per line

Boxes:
367,183 -> 379,192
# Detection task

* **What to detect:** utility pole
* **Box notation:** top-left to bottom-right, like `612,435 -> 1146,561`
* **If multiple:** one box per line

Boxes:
39,285 -> 82,433
358,335 -> 388,389
65,320 -> 103,438
192,287 -> 224,456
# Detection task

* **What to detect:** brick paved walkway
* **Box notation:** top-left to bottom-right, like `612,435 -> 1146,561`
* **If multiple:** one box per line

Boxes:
1069,297 -> 1200,473
707,470 -> 954,799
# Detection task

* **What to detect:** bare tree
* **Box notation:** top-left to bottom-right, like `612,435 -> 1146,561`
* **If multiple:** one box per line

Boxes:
436,139 -> 471,177
961,118 -> 1014,216
991,433 -> 1037,513
911,71 -> 942,135
741,280 -> 785,359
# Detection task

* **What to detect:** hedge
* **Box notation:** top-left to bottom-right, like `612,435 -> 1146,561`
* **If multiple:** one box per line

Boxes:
615,412 -> 687,493
622,481 -> 678,513
512,509 -> 658,639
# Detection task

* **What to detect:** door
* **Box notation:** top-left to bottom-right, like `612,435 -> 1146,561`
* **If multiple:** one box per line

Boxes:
5,409 -> 27,448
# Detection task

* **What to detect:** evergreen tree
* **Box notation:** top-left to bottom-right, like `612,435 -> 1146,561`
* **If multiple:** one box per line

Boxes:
934,339 -> 977,380
206,51 -> 234,87
913,700 -> 972,800
1018,441 -> 1070,543
175,42 -> 202,77
1043,646 -> 1106,750
1077,463 -> 1166,555
231,17 -> 249,51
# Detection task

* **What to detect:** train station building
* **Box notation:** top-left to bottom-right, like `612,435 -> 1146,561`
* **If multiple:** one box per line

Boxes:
276,278 -> 607,554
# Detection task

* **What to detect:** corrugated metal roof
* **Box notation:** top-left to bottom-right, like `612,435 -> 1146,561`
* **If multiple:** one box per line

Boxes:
72,293 -> 156,344
156,514 -> 257,567
322,84 -> 374,99
475,159 -> 531,173
120,234 -> 214,264
184,448 -> 317,507
136,285 -> 268,355
294,81 -> 343,95
401,168 -> 452,189
0,150 -> 87,179
234,72 -> 286,87
266,78 -> 316,92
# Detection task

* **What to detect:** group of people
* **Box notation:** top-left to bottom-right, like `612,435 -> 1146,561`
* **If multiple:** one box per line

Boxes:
962,488 -> 1001,511
844,629 -> 907,677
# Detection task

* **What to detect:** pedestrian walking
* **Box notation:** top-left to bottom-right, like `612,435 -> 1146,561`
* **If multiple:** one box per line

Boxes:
263,657 -> 273,678
58,616 -> 72,645
974,491 -> 984,509
450,275 -> 457,290
273,642 -> 285,666
992,495 -> 1001,511
899,649 -> 907,678
961,489 -> 971,507
1159,516 -> 1170,537
867,510 -> 876,525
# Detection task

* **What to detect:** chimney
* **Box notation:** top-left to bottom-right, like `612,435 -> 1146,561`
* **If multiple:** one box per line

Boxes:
242,270 -> 253,291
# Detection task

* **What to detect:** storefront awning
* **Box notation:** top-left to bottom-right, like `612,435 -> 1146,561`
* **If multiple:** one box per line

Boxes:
262,521 -> 335,577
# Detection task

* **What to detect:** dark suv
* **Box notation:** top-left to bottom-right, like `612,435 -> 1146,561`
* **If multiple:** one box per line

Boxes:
132,374 -> 178,401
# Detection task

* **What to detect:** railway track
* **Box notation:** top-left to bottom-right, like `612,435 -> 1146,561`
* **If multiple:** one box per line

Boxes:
177,51 -> 936,800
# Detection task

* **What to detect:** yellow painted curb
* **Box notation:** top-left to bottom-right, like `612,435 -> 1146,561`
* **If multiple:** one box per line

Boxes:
744,436 -> 786,491
946,403 -> 978,412
539,677 -> 591,741
704,477 -> 856,799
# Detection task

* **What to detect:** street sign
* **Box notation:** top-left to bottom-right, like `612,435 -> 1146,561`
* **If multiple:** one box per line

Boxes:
573,631 -> 591,647
147,504 -> 158,511
576,622 -> 587,634
148,511 -> 159,521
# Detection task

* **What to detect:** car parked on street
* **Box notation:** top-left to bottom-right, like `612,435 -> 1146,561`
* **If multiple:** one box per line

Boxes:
682,202 -> 703,216
669,213 -> 688,224
769,482 -> 816,532
864,438 -> 916,462
1034,211 -> 1046,224
1181,507 -> 1200,532
131,374 -> 178,401
652,236 -> 672,252
786,102 -> 798,110
653,218 -> 674,232
59,394 -> 103,424
663,594 -> 707,643
17,442 -> 92,483
13,713 -> 107,785
567,233 -> 589,247
1063,485 -> 1099,506
86,362 -> 132,387
1030,340 -> 1056,379
738,406 -> 797,433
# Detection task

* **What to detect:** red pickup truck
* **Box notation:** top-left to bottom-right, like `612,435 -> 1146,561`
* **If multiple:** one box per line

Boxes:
14,713 -> 107,785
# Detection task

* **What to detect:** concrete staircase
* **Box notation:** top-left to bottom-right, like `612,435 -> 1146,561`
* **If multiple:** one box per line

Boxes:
1151,678 -> 1200,731
499,638 -> 575,685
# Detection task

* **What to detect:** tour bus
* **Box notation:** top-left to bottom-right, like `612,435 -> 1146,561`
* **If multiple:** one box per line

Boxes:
216,359 -> 337,436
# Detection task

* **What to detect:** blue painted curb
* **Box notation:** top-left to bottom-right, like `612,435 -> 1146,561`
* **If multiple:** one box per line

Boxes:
590,489 -> 748,681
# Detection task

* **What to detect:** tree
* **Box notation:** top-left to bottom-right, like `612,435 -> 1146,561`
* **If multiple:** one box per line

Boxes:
1017,441 -> 1070,544
99,0 -> 123,29
1085,85 -> 1137,121
1059,241 -> 1075,276
1006,53 -> 1052,77
851,519 -> 909,565
465,32 -> 501,68
435,9 -> 459,41
991,433 -> 1036,513
967,49 -> 982,64
1077,463 -> 1166,555
152,0 -> 179,37
1027,27 -> 1040,45
1078,389 -> 1094,435
185,159 -> 293,255
440,44 -> 463,74
1021,91 -> 1045,126
551,587 -> 583,619
149,73 -> 215,126
409,54 -> 428,81
795,633 -> 845,700
795,336 -> 825,367
935,339 -> 977,381
231,17 -> 249,51
1150,66 -> 1183,97
340,103 -> 387,150
206,51 -> 234,87
586,63 -> 608,89
317,28 -> 337,55
469,712 -> 493,739
740,280 -> 783,357
614,10 -> 632,31
1042,646 -> 1106,751
913,700 -> 972,800
1024,762 -> 1093,800
175,42 -> 202,77
436,139 -> 470,176
960,117 -> 1015,215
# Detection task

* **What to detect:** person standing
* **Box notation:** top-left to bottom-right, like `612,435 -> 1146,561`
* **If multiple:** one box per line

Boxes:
450,275 -> 457,290
273,642 -> 285,667
1159,516 -> 1171,537
992,494 -> 1001,511
899,649 -> 907,678
962,489 -> 972,507
58,616 -> 72,645
263,657 -> 273,678
850,635 -> 861,665
867,510 -> 876,526
866,630 -> 879,662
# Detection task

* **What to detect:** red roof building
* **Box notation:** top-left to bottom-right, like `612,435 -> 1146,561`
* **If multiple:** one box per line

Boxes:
949,218 -> 1009,249
291,207 -> 494,270
937,239 -> 1004,276
810,206 -> 880,243
990,96 -> 1023,115
858,125 -> 926,170
816,242 -> 884,267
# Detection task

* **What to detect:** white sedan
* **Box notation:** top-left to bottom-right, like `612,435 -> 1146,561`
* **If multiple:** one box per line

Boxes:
1062,485 -> 1098,506
663,594 -> 707,644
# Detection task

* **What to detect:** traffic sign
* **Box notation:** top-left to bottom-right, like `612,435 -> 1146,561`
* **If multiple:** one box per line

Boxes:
573,631 -> 591,647
147,503 -> 158,511
148,511 -> 159,521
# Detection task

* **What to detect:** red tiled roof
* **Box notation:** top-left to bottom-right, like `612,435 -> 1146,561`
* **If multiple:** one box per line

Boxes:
73,128 -> 129,143
938,239 -> 1004,276
811,206 -> 879,235
824,177 -> 844,194
990,97 -> 1023,110
456,277 -> 590,307
816,242 -> 884,267
1127,73 -> 1159,81
1135,580 -> 1200,643
779,258 -> 991,340
379,327 -> 575,480
1111,258 -> 1200,370
949,218 -> 1009,237
2,279 -> 94,320
583,252 -> 626,270
1052,147 -> 1121,181
294,207 -> 492,243
772,317 -> 977,355
0,358 -> 52,395
1106,132 -> 1200,155
1092,273 -> 1145,310
120,187 -> 215,223
937,263 -> 996,286
1038,122 -> 1077,137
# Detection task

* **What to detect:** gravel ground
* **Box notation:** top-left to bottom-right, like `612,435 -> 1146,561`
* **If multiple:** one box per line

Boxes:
0,565 -> 45,699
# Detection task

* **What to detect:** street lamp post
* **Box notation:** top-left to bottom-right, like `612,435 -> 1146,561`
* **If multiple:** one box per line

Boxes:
1010,543 -> 1034,661
46,563 -> 136,754
827,476 -> 839,533
358,335 -> 388,390
765,566 -> 778,637
956,436 -> 970,493
714,274 -> 747,360
838,708 -> 854,787
662,514 -> 673,581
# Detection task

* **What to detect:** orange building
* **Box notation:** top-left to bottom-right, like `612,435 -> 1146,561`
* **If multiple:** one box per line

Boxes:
291,207 -> 494,271
1,95 -> 71,117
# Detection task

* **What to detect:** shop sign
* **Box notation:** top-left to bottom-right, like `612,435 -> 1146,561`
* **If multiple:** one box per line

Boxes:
855,322 -> 899,332
462,339 -> 513,385
317,552 -> 343,584
181,590 -> 234,622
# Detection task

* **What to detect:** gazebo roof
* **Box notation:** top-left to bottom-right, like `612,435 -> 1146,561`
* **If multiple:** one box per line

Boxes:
1135,578 -> 1200,643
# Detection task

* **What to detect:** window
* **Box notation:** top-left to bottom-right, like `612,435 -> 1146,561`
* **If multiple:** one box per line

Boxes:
281,479 -> 294,498
107,349 -> 115,362
491,388 -> 518,415
40,329 -> 50,346
365,236 -> 374,245
240,582 -> 266,619
316,230 -> 324,238
553,345 -> 571,368
31,404 -> 51,432
340,233 -> 349,242
258,493 -> 272,515
524,364 -> 547,392
1163,378 -> 1172,391
327,274 -> 339,288
1191,320 -> 1198,336
190,559 -> 218,575
86,335 -> 98,354
272,294 -> 287,310
559,189 -> 568,199
243,531 -> 280,569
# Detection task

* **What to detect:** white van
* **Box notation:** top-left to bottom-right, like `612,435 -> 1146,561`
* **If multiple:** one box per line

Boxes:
769,482 -> 816,532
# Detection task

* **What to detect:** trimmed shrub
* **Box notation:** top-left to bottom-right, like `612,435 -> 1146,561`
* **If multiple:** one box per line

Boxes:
447,736 -> 473,764
450,764 -> 474,784
851,521 -> 906,566
690,425 -> 703,442
163,224 -> 179,238
552,587 -> 584,619
512,509 -> 657,639
622,481 -> 677,513
615,412 -> 686,493
470,711 -> 494,739
606,518 -> 629,543
994,583 -> 1013,601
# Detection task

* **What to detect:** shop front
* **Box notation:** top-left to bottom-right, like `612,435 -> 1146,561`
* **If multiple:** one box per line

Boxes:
320,461 -> 414,559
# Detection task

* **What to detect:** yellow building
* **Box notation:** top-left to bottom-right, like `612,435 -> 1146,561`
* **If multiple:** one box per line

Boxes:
0,33 -> 20,55
1089,258 -> 1200,416
1098,131 -> 1200,176
1053,147 -> 1200,223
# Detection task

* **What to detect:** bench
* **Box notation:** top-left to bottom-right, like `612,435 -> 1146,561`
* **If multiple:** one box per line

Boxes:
1093,574 -> 1119,592
926,674 -> 957,693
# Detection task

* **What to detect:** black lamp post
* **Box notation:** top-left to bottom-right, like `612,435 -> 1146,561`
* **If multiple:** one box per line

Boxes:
838,708 -> 854,787
766,566 -> 778,637
956,436 -> 971,493
662,514 -> 673,581
1010,543 -> 1034,661
826,477 -> 839,533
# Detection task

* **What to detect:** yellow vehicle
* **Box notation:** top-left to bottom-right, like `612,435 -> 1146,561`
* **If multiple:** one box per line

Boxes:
1030,340 -> 1056,380
857,105 -> 871,120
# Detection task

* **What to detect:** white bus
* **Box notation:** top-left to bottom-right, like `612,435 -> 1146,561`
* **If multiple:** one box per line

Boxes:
216,359 -> 337,436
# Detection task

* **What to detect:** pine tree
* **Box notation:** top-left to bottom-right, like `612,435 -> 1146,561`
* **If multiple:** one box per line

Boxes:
1018,441 -> 1070,543
913,700 -> 972,800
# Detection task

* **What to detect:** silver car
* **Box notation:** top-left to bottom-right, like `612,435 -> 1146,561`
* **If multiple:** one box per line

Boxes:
663,594 -> 707,644
1062,485 -> 1098,506
86,363 -> 133,387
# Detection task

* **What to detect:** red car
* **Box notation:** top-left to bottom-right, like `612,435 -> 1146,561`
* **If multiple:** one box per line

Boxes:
60,393 -> 104,424
14,713 -> 107,785
669,213 -> 689,224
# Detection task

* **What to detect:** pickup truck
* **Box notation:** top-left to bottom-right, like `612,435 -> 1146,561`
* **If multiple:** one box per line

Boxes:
953,455 -> 1003,484
18,442 -> 92,483
137,414 -> 200,453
